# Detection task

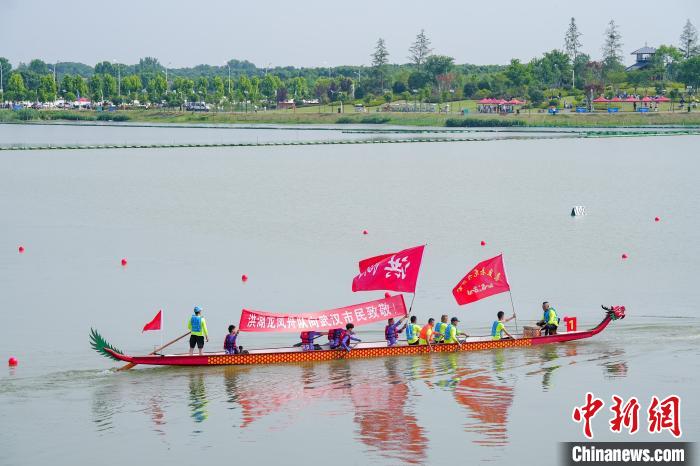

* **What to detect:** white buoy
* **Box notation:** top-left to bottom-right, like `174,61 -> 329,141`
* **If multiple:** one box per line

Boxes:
571,206 -> 587,216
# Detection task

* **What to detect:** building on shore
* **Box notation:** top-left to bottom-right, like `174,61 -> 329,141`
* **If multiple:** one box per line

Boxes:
626,45 -> 656,71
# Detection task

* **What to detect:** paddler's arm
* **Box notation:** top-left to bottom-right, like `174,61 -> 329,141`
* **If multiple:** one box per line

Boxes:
202,319 -> 209,342
506,313 -> 516,322
503,329 -> 514,339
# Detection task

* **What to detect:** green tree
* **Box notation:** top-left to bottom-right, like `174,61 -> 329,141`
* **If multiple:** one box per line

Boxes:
121,75 -> 143,98
94,61 -> 116,76
89,74 -> 104,102
504,59 -> 530,87
28,59 -> 49,75
211,76 -> 225,103
564,17 -> 583,88
260,74 -> 281,104
6,72 -> 26,101
678,56 -> 700,88
408,29 -> 432,69
194,76 -> 208,101
425,55 -> 454,81
287,77 -> 308,100
147,74 -> 167,102
602,20 -> 624,77
680,19 -> 699,59
173,77 -> 195,101
372,38 -> 390,91
0,57 -> 11,95
102,74 -> 117,100
407,71 -> 430,90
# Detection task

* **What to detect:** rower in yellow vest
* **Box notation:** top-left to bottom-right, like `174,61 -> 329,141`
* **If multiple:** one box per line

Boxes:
443,317 -> 469,344
491,311 -> 516,340
536,301 -> 559,336
433,314 -> 449,343
187,306 -> 209,356
405,315 -> 422,346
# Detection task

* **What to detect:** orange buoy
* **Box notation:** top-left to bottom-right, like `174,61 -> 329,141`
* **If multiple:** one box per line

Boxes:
480,241 -> 486,246
241,274 -> 248,282
18,246 -> 25,254
654,217 -> 660,222
8,357 -> 17,367
384,292 -> 391,299
621,253 -> 628,260
121,258 -> 128,266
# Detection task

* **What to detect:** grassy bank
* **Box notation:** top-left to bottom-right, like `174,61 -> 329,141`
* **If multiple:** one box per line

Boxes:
2,108 -> 700,128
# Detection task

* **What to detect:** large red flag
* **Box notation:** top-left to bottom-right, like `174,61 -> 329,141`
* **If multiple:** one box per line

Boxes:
142,310 -> 162,332
352,245 -> 425,293
452,254 -> 510,305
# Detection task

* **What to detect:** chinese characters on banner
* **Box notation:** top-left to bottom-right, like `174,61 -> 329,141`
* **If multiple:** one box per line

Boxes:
352,245 -> 425,293
238,294 -> 407,333
452,254 -> 510,305
572,392 -> 682,439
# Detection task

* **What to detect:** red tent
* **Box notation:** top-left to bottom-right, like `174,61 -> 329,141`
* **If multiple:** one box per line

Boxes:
592,96 -> 610,102
494,99 -> 507,105
654,96 -> 671,102
625,96 -> 640,102
506,99 -> 525,105
610,96 -> 623,103
477,98 -> 493,104
641,96 -> 653,103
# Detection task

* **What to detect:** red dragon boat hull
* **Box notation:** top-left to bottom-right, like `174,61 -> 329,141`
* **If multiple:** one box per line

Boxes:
104,314 -> 617,368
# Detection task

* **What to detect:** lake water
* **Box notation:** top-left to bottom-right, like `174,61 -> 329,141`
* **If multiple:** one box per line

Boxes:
1,123 -> 698,465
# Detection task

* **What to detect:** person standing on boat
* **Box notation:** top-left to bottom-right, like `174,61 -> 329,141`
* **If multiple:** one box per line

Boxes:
385,316 -> 408,347
491,311 -> 516,340
224,325 -> 239,354
433,315 -> 449,343
405,316 -> 421,346
443,317 -> 469,344
188,306 -> 209,356
537,301 -> 559,335
338,323 -> 361,352
419,318 -> 436,348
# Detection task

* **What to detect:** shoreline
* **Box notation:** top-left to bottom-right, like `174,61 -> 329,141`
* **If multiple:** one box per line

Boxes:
3,108 -> 700,128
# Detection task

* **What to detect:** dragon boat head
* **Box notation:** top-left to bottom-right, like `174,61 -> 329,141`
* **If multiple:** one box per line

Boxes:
602,305 -> 626,320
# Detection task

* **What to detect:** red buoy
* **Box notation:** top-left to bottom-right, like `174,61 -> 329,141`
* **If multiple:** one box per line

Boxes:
241,274 -> 248,282
8,357 -> 17,367
654,217 -> 660,222
384,292 -> 391,299
18,246 -> 25,254
362,230 -> 368,235
121,258 -> 128,266
480,240 -> 486,246
621,253 -> 628,260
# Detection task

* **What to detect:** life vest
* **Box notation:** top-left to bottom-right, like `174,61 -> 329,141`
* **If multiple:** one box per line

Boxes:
300,331 -> 314,345
444,324 -> 455,343
491,321 -> 503,340
405,323 -> 416,341
337,329 -> 348,345
190,315 -> 202,333
419,324 -> 433,341
434,322 -> 444,335
385,324 -> 399,341
546,308 -> 559,326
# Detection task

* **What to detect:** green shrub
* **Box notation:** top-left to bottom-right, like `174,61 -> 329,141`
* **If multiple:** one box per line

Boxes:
17,109 -> 39,121
445,118 -> 525,127
96,113 -> 130,121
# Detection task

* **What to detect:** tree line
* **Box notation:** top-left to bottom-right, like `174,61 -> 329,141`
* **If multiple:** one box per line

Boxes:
1,19 -> 699,108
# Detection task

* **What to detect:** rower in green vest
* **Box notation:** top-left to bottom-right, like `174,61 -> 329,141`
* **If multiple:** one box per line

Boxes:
537,301 -> 559,335
187,306 -> 209,356
405,315 -> 422,346
491,311 -> 516,340
443,317 -> 469,344
433,314 -> 449,343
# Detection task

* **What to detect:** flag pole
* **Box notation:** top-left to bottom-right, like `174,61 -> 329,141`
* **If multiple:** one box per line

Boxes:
501,253 -> 519,334
161,309 -> 164,349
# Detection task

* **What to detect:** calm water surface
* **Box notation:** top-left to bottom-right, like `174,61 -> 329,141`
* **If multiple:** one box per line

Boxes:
1,125 -> 698,465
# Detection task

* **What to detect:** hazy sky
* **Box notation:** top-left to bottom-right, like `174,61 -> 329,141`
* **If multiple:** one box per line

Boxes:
1,0 -> 698,68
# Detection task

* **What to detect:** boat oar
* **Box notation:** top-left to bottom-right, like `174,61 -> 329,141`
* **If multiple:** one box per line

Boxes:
118,331 -> 191,371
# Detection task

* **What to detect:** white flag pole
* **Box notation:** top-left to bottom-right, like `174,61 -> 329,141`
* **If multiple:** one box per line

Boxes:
160,309 -> 164,350
500,254 -> 519,334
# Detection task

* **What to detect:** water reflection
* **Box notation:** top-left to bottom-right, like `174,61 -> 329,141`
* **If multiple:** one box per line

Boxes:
91,383 -> 121,433
148,394 -> 166,436
344,359 -> 428,465
188,373 -> 209,426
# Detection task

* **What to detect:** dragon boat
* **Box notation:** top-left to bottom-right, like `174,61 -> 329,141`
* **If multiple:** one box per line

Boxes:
91,306 -> 625,368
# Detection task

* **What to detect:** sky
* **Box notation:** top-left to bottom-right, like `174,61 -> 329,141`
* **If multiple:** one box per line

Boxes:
1,0 -> 698,68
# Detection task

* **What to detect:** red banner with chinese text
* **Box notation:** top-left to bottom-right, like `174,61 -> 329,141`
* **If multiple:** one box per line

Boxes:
239,294 -> 407,332
452,254 -> 510,305
352,245 -> 425,293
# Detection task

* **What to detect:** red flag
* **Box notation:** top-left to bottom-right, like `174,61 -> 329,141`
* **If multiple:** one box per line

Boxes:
452,254 -> 510,305
239,295 -> 407,332
142,310 -> 162,332
352,245 -> 425,293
